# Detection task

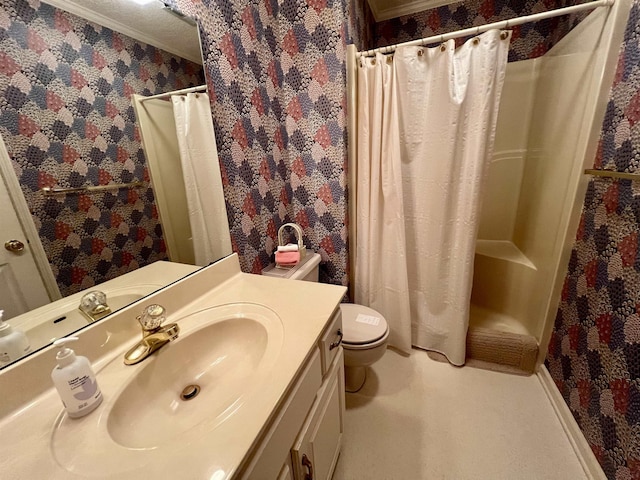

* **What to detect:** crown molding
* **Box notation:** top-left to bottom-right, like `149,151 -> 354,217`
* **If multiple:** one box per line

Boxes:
368,0 -> 460,21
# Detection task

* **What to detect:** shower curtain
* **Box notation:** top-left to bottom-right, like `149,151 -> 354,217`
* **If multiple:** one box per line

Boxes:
171,93 -> 232,266
355,30 -> 510,364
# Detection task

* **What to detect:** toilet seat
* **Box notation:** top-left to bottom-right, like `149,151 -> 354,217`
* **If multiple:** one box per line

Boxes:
341,331 -> 389,351
339,304 -> 389,347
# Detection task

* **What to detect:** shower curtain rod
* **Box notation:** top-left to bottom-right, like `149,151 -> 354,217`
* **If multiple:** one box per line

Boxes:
138,84 -> 207,102
358,0 -> 614,57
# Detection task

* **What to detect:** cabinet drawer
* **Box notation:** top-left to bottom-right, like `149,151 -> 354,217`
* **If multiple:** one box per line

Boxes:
319,308 -> 342,376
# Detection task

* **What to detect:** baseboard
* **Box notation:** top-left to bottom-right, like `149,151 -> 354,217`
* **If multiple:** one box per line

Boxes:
537,366 -> 606,480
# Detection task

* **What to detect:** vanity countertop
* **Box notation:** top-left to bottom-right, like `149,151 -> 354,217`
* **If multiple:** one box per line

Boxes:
0,254 -> 346,479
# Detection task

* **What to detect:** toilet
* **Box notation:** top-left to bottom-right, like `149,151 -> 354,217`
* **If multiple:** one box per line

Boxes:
263,253 -> 389,392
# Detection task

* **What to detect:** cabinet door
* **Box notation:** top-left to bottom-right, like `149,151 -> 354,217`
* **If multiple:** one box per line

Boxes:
292,349 -> 344,480
241,350 -> 322,480
278,457 -> 294,480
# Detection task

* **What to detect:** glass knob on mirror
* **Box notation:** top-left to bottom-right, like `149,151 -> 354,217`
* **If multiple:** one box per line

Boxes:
137,304 -> 166,331
79,291 -> 109,315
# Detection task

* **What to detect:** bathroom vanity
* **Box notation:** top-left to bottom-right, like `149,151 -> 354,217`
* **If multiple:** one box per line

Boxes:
241,304 -> 345,480
0,254 -> 346,479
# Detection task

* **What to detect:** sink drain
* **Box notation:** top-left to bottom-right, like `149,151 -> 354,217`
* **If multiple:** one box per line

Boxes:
180,384 -> 201,401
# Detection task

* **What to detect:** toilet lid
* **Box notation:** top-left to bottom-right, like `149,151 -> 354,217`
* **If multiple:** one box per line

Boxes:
339,303 -> 388,345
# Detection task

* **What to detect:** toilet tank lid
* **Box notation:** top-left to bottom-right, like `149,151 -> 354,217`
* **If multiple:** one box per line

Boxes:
339,303 -> 388,345
262,253 -> 321,279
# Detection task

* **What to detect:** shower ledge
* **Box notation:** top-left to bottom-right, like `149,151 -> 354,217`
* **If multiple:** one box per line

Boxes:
475,239 -> 536,270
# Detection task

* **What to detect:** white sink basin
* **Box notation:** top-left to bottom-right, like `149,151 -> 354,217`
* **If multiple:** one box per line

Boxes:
108,311 -> 274,448
51,303 -> 284,475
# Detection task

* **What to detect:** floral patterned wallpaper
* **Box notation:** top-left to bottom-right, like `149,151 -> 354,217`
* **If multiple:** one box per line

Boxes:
546,1 -> 640,478
174,0 -> 353,285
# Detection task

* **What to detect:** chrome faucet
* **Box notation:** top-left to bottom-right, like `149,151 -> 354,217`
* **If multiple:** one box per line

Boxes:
78,290 -> 111,323
123,304 -> 179,365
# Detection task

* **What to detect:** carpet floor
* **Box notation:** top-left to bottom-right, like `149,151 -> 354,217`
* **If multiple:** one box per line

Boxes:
332,348 -> 587,480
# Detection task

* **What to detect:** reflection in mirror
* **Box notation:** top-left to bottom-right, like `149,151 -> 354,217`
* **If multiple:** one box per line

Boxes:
133,89 -> 232,265
0,0 -> 228,368
1,261 -> 199,368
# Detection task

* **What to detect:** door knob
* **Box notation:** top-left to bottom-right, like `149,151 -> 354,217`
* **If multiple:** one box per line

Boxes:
5,240 -> 25,252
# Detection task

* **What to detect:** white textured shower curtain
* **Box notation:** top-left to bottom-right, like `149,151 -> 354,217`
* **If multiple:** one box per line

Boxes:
355,30 -> 510,364
172,93 -> 232,266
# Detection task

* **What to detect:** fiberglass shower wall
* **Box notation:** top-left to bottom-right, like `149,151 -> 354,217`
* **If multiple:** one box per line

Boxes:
470,3 -> 630,363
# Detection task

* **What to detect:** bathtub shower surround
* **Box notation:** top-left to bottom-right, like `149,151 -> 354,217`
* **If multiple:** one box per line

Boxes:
354,31 -> 510,363
546,1 -> 640,477
0,0 -> 204,295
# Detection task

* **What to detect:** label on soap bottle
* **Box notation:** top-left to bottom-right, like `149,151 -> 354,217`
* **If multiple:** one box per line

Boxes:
67,375 -> 101,405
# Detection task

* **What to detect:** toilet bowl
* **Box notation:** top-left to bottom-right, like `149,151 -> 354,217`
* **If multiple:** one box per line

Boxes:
263,253 -> 389,392
339,303 -> 389,392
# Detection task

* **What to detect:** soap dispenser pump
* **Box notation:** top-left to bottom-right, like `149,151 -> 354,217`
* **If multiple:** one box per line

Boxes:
0,309 -> 31,366
51,337 -> 103,418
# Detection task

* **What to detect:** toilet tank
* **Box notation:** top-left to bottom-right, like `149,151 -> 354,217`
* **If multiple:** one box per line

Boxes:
262,253 -> 321,282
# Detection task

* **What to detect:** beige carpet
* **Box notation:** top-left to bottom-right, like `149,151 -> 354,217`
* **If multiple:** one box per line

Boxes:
427,326 -> 539,375
332,348 -> 587,480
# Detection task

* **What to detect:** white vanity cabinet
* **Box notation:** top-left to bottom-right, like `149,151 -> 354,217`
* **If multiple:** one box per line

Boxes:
241,309 -> 345,480
291,347 -> 344,480
0,254 -> 350,480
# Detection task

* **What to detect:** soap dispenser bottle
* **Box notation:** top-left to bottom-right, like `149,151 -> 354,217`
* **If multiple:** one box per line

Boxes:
51,337 -> 103,418
0,309 -> 31,366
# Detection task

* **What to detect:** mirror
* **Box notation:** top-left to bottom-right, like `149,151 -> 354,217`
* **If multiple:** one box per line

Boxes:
0,0 -> 227,368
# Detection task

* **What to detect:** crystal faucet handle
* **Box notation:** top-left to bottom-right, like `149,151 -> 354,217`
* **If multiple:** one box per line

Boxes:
137,304 -> 166,331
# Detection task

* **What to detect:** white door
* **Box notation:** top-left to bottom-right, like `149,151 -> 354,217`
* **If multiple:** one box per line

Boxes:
0,157 -> 52,320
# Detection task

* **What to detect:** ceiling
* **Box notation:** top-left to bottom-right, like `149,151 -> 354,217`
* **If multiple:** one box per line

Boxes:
42,0 -> 202,64
367,0 -> 461,21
